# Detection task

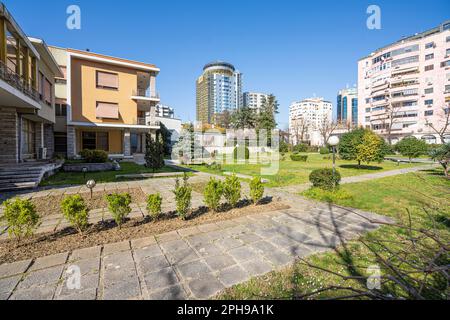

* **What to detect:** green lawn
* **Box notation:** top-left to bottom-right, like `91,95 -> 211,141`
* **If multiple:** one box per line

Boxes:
41,162 -> 180,186
187,153 -> 422,187
219,169 -> 450,299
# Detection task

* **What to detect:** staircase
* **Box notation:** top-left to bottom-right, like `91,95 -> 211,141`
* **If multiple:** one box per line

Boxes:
0,161 -> 62,192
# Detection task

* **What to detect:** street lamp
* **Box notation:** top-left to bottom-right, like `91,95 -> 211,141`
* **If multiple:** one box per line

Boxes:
328,136 -> 340,178
86,179 -> 96,199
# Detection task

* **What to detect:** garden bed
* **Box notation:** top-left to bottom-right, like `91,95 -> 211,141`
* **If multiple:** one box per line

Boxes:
29,188 -> 147,217
0,199 -> 290,264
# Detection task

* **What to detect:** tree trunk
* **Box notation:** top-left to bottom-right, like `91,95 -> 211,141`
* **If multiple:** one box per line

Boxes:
358,160 -> 361,168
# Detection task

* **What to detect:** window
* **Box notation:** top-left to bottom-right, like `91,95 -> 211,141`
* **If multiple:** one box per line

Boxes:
59,66 -> 67,79
447,36 -> 450,43
43,78 -> 52,105
447,48 -> 450,56
424,110 -> 433,116
441,60 -> 450,68
425,53 -> 434,60
392,55 -> 419,67
425,42 -> 434,49
96,71 -> 119,89
425,64 -> 434,71
82,132 -> 96,150
424,99 -> 433,105
445,85 -> 450,93
424,88 -> 433,94
55,103 -> 67,116
97,132 -> 109,151
96,102 -> 119,119
444,23 -> 450,31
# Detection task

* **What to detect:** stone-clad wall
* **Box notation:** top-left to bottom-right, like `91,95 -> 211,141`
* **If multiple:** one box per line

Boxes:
0,107 -> 19,163
44,124 -> 54,159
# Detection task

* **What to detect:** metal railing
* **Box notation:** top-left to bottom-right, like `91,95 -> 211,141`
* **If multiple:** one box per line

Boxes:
132,88 -> 160,99
0,60 -> 40,102
135,118 -> 160,127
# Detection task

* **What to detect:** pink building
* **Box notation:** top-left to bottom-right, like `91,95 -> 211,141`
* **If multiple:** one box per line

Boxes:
358,21 -> 450,144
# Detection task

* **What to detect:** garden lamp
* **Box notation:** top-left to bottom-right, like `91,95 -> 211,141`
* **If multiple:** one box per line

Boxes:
328,136 -> 340,178
82,167 -> 88,180
86,179 -> 96,199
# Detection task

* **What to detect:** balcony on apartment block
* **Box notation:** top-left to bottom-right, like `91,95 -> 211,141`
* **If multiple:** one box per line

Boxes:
0,8 -> 41,111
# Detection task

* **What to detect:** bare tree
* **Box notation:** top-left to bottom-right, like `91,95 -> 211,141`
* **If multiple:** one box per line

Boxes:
318,115 -> 338,146
426,105 -> 450,144
290,117 -> 309,145
380,103 -> 402,145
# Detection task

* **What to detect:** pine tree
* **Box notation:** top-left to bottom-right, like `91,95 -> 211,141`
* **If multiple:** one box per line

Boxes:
145,133 -> 164,172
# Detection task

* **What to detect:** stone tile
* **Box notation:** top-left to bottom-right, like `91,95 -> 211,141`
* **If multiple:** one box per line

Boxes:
69,246 -> 102,262
147,284 -> 186,300
264,251 -> 293,267
193,243 -> 223,258
159,239 -> 190,253
143,267 -> 179,292
18,265 -> 64,289
102,279 -> 141,300
250,240 -> 278,255
103,241 -> 131,256
0,275 -> 21,297
156,231 -> 180,243
130,236 -> 156,249
177,226 -> 201,238
58,273 -> 99,297
197,223 -> 220,233
103,268 -> 137,286
203,254 -> 236,271
228,246 -> 259,263
137,255 -> 170,274
133,244 -> 163,261
0,259 -> 32,278
214,237 -> 244,251
235,232 -> 262,244
70,257 -> 101,276
165,248 -> 200,265
103,250 -> 134,270
56,288 -> 97,300
187,274 -> 224,299
10,286 -> 57,300
176,260 -> 211,280
217,265 -> 250,287
241,258 -> 273,276
29,252 -> 68,271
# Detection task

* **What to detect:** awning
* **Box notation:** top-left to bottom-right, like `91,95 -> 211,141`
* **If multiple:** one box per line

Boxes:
96,102 -> 119,119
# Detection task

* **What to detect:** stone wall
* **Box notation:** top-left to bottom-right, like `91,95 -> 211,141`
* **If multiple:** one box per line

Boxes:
67,126 -> 76,158
44,124 -> 55,159
0,107 -> 19,163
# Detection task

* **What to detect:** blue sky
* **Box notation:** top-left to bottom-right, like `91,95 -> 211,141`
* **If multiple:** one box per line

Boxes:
4,0 -> 449,129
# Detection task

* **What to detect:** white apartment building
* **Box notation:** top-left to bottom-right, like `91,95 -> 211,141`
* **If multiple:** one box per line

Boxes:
155,104 -> 175,118
358,21 -> 450,144
289,97 -> 333,146
243,92 -> 269,113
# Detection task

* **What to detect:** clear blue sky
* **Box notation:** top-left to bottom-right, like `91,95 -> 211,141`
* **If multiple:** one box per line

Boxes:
4,0 -> 449,129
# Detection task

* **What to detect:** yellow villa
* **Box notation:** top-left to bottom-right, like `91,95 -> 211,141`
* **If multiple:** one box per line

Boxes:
48,46 -> 161,159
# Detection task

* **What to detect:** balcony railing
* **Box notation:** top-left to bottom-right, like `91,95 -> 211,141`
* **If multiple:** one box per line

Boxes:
0,61 -> 40,102
136,117 -> 160,127
132,88 -> 160,99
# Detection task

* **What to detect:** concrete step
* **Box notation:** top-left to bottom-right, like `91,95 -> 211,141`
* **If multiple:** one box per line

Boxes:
0,177 -> 40,183
0,182 -> 37,192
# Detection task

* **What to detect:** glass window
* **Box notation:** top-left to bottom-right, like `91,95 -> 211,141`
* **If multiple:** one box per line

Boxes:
424,110 -> 433,116
425,53 -> 434,60
96,71 -> 119,89
82,132 -> 96,150
96,132 -> 109,151
425,64 -> 434,71
424,99 -> 433,105
425,42 -> 434,49
424,88 -> 433,94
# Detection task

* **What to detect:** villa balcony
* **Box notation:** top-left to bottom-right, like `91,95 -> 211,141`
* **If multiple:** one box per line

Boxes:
131,88 -> 160,101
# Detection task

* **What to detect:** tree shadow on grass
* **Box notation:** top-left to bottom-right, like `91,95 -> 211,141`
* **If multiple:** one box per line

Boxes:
339,164 -> 383,171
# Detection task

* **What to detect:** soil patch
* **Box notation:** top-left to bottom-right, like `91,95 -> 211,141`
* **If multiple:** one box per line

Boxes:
30,188 -> 147,217
0,200 -> 290,264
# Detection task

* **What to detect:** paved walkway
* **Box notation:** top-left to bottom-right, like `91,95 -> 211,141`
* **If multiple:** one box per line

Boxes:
0,171 -> 392,300
275,164 -> 438,194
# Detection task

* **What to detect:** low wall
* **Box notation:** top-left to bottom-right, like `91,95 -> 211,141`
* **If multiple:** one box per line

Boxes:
63,162 -> 118,172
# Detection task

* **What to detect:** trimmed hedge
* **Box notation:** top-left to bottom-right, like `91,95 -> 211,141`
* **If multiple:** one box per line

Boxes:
309,168 -> 341,190
319,147 -> 330,155
293,144 -> 308,153
80,149 -> 108,163
290,154 -> 308,162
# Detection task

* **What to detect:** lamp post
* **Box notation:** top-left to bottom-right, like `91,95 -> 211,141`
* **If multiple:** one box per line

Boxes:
328,136 -> 340,178
86,179 -> 96,199
82,167 -> 88,180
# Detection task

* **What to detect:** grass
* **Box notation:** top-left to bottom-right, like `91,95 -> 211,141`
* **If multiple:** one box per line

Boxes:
40,162 -> 180,186
219,169 -> 450,299
186,153 -> 422,188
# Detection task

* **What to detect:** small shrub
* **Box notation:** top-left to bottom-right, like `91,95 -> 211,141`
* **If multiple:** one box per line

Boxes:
319,147 -> 330,155
309,168 -> 341,190
223,174 -> 241,208
293,143 -> 308,153
203,177 -> 223,212
3,198 -> 40,241
146,193 -> 162,220
80,149 -> 108,163
233,146 -> 250,160
249,177 -> 264,205
290,154 -> 308,162
206,162 -> 222,171
105,193 -> 132,228
303,187 -> 353,203
61,195 -> 89,233
173,173 -> 192,220
323,155 -> 332,160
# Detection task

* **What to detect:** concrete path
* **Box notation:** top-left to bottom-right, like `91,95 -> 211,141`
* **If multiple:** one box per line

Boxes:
275,164 -> 438,194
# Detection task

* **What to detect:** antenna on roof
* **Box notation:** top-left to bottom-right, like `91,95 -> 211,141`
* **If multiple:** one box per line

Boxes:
86,48 -> 90,52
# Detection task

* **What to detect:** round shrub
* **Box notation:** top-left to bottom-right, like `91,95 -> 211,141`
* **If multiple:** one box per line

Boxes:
290,154 -> 308,162
3,198 -> 40,241
61,195 -> 89,234
233,146 -> 250,160
293,143 -> 308,153
319,147 -> 330,155
80,149 -> 108,163
309,168 -> 341,190
249,177 -> 264,205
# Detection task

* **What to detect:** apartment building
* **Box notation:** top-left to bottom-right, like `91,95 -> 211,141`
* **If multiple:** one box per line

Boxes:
196,61 -> 242,124
155,103 -> 174,118
358,21 -> 450,144
243,92 -> 269,113
289,97 -> 333,146
48,46 -> 160,158
0,4 -> 63,163
337,87 -> 358,126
